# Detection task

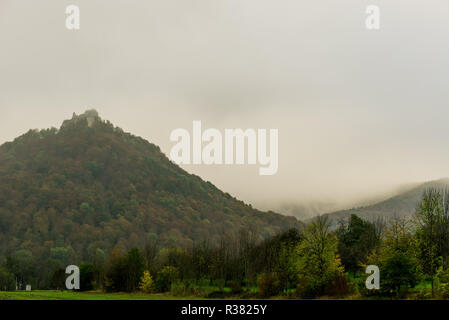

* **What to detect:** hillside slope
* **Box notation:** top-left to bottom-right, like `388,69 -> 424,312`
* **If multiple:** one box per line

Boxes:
0,110 -> 301,262
315,178 -> 449,228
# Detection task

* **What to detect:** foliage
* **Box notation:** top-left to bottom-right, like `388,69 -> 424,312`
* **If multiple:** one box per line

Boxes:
79,262 -> 96,291
104,247 -> 145,292
155,266 -> 179,293
0,110 -> 301,287
6,250 -> 35,289
380,250 -> 419,296
257,273 -> 282,298
3,130 -> 449,302
416,288 -> 432,300
254,228 -> 302,291
139,270 -> 154,293
337,214 -> 381,273
367,219 -> 420,296
124,248 -> 146,292
49,268 -> 66,290
0,267 -> 15,291
414,188 -> 449,295
227,281 -> 242,294
295,216 -> 345,298
434,266 -> 449,298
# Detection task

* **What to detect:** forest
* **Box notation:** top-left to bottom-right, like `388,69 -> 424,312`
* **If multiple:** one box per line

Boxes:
1,111 -> 449,299
2,188 -> 449,300
0,111 -> 299,275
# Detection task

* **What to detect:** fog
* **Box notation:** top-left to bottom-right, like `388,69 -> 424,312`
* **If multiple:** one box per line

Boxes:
1,0 -> 448,217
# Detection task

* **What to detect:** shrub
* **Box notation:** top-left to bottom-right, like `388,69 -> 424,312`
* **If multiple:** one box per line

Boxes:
228,280 -> 242,294
324,274 -> 354,297
170,281 -> 187,296
295,277 -> 324,299
258,273 -> 282,298
206,291 -> 229,299
436,267 -> 449,299
397,285 -> 409,299
155,266 -> 179,292
295,272 -> 352,299
213,279 -> 225,292
437,268 -> 449,284
357,277 -> 379,298
416,288 -> 431,300
170,280 -> 196,296
198,278 -> 210,288
439,283 -> 449,299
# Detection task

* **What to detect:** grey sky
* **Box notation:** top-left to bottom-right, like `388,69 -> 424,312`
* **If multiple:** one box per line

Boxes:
1,0 -> 448,215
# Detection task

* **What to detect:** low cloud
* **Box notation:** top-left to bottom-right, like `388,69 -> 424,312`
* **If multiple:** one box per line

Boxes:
1,0 -> 448,216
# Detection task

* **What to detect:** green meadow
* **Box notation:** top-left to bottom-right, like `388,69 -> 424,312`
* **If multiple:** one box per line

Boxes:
0,290 -> 203,300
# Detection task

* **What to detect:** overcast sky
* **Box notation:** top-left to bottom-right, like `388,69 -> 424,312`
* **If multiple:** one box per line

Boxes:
1,0 -> 448,215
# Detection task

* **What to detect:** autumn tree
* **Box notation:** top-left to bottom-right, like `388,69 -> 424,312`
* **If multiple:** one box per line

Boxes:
139,270 -> 154,293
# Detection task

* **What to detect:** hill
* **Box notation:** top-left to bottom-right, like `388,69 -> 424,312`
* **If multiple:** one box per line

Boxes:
313,178 -> 449,228
0,110 -> 301,263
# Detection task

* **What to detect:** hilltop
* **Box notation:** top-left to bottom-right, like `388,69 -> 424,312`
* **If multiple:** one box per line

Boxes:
0,110 -> 301,262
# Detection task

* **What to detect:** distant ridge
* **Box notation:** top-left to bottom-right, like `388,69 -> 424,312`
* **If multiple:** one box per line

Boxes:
308,178 -> 449,228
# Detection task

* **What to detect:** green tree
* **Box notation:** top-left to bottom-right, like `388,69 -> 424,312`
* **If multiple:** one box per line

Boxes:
414,188 -> 449,295
368,219 -> 419,296
155,266 -> 179,292
80,262 -> 96,291
104,247 -> 146,292
295,216 -> 345,297
254,228 -> 302,291
104,248 -> 126,292
49,268 -> 66,290
124,247 -> 146,292
6,250 -> 35,289
0,267 -> 15,291
337,214 -> 381,274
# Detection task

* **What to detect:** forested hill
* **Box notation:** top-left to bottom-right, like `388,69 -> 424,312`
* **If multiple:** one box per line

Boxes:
0,110 -> 301,262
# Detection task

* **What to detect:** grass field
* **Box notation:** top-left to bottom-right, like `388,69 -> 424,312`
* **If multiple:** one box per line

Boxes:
0,281 -> 435,300
0,290 -> 205,300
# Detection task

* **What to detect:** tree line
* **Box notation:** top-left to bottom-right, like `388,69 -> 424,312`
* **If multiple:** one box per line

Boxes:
2,188 -> 449,299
